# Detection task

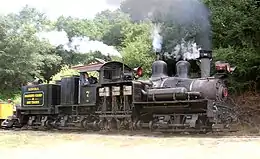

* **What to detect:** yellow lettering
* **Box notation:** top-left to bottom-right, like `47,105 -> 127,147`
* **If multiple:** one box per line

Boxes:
28,87 -> 40,91
35,94 -> 42,97
24,94 -> 34,98
24,91 -> 44,105
25,100 -> 41,105
31,101 -> 39,104
26,101 -> 32,104
24,93 -> 43,98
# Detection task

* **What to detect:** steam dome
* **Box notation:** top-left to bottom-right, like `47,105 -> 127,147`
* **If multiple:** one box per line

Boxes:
151,60 -> 168,80
176,60 -> 191,78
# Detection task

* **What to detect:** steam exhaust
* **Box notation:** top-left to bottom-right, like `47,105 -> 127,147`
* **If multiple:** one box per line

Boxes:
152,24 -> 163,60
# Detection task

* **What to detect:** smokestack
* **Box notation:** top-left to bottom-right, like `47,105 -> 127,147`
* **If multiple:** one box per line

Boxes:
176,60 -> 190,78
198,50 -> 212,78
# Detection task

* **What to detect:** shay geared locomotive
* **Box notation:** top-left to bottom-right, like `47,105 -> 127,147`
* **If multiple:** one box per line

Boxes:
1,49 -> 237,133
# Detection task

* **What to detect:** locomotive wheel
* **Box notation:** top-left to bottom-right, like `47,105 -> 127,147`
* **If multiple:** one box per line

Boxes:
122,118 -> 131,130
44,120 -> 53,129
132,121 -> 136,130
136,120 -> 143,130
149,121 -> 154,131
106,118 -> 119,130
107,118 -> 113,130
127,119 -> 134,130
98,119 -> 107,130
93,120 -> 100,131
115,118 -> 121,130
98,120 -> 103,129
81,119 -> 88,129
52,120 -> 62,130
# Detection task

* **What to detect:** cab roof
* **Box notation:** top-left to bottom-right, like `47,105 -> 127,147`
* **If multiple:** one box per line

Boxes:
71,61 -> 132,73
71,63 -> 104,72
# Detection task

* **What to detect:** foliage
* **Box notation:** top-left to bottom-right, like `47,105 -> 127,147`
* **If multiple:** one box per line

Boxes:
204,0 -> 260,49
120,21 -> 156,76
1,1 -> 260,100
213,46 -> 260,93
50,66 -> 79,83
94,9 -> 131,49
204,0 -> 260,93
0,9 -> 52,90
55,16 -> 101,41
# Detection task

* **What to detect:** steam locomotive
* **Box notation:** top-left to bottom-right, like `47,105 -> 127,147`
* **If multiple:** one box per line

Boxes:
1,49 -> 237,133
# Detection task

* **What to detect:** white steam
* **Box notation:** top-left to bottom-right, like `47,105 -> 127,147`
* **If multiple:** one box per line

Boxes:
36,30 -> 122,58
172,39 -> 201,60
152,24 -> 163,53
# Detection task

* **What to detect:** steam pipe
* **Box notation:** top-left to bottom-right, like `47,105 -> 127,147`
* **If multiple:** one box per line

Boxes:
141,87 -> 202,101
156,52 -> 160,60
137,80 -> 153,86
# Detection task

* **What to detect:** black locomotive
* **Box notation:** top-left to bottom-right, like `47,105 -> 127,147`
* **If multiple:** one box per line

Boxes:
2,49 -> 237,133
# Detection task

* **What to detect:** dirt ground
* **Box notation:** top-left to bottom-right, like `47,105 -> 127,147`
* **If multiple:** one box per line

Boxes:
0,130 -> 259,159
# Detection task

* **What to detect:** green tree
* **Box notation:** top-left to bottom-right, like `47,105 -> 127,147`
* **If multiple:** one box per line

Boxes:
94,9 -> 131,49
204,0 -> 260,92
55,16 -> 102,41
38,47 -> 64,83
0,6 -> 65,97
121,21 -> 156,76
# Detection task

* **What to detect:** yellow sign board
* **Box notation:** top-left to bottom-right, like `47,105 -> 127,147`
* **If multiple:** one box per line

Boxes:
23,91 -> 44,106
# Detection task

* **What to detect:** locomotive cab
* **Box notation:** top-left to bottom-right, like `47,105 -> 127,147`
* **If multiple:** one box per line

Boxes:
96,61 -> 136,116
78,70 -> 99,106
99,61 -> 133,84
57,63 -> 103,120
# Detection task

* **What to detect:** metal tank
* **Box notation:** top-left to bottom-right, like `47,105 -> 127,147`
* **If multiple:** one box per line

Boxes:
161,77 -> 228,101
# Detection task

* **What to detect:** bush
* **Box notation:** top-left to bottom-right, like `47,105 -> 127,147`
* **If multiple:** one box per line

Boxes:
213,46 -> 260,94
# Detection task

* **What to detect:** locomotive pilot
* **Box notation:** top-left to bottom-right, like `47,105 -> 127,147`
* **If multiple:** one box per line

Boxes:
82,72 -> 97,85
83,72 -> 90,85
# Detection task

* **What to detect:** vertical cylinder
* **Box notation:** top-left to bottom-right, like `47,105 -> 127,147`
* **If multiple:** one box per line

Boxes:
198,50 -> 212,78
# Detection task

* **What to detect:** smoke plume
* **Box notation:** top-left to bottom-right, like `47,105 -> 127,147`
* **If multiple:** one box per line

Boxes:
36,30 -> 122,58
151,24 -> 163,53
106,0 -> 122,6
172,39 -> 201,61
106,0 -> 212,59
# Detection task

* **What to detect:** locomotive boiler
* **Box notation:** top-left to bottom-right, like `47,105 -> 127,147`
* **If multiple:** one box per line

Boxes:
1,49 -> 237,133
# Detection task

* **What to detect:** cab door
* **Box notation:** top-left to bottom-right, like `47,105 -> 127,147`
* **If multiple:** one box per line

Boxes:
79,84 -> 97,106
